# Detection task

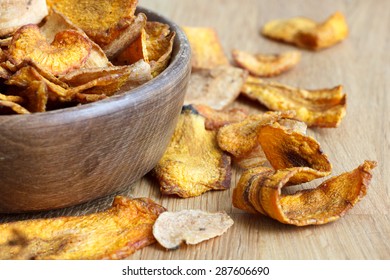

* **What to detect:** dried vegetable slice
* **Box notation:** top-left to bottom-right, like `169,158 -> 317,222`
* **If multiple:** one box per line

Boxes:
262,12 -> 349,50
0,100 -> 30,114
217,111 -> 295,169
233,161 -> 377,226
241,76 -> 347,127
154,105 -> 231,198
0,196 -> 165,260
182,27 -> 229,69
184,65 -> 248,110
153,210 -> 234,249
47,0 -> 138,48
258,123 -> 331,184
40,9 -> 112,68
193,104 -> 248,130
0,0 -> 48,37
232,49 -> 301,77
0,93 -> 24,104
8,24 -> 92,75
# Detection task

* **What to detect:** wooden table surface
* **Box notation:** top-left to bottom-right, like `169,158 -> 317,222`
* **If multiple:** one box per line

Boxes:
1,0 -> 389,260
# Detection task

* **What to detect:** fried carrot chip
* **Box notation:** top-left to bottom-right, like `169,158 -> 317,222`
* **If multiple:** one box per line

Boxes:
0,100 -> 30,114
154,105 -> 231,198
40,9 -> 112,68
153,210 -> 234,249
262,12 -> 349,50
233,161 -> 377,226
0,0 -> 48,37
185,66 -> 248,110
217,111 -> 295,169
193,104 -> 248,130
182,27 -> 229,69
241,76 -> 347,127
0,196 -> 165,260
258,123 -> 331,183
232,49 -> 301,77
8,24 -> 92,75
47,0 -> 138,48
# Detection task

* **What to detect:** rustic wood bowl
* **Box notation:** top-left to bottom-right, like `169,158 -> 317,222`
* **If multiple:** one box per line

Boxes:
0,7 -> 191,213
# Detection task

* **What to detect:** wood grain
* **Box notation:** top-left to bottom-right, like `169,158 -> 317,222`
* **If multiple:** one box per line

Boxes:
1,0 -> 389,259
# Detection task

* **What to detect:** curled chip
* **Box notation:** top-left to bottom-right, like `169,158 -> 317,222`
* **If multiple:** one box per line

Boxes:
182,27 -> 229,69
258,123 -> 331,184
0,0 -> 48,37
233,161 -> 377,226
0,196 -> 165,260
40,9 -> 112,68
154,105 -> 231,198
0,100 -> 30,114
262,12 -> 349,50
232,49 -> 301,77
153,210 -> 234,249
241,76 -> 347,127
194,104 -> 248,130
185,66 -> 248,110
8,24 -> 92,75
47,0 -> 138,48
217,111 -> 295,169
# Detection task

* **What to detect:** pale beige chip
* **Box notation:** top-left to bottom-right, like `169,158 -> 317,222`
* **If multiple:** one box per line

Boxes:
0,0 -> 48,37
184,65 -> 248,110
232,49 -> 301,77
153,210 -> 234,249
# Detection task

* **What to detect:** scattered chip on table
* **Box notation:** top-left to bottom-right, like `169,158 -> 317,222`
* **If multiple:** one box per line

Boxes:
233,161 -> 377,226
182,26 -> 229,69
262,12 -> 349,50
232,49 -> 301,77
153,209 -> 234,249
154,105 -> 231,198
193,104 -> 248,130
0,196 -> 165,259
241,76 -> 347,127
184,65 -> 248,110
0,0 -> 48,37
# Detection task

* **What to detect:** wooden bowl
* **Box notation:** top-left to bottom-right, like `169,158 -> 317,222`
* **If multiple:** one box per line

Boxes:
0,8 -> 191,213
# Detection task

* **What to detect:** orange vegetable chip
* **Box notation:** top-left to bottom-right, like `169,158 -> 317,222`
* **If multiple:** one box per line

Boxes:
0,100 -> 30,114
154,105 -> 231,198
0,196 -> 165,260
194,104 -> 248,130
232,49 -> 301,77
185,65 -> 248,110
182,27 -> 229,69
0,93 -> 24,104
217,111 -> 295,169
8,24 -> 92,75
233,161 -> 377,226
47,0 -> 138,48
153,210 -> 234,249
241,76 -> 347,127
258,123 -> 331,184
262,12 -> 349,50
0,0 -> 48,37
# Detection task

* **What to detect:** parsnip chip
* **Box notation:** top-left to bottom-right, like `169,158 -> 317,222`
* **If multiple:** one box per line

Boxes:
0,100 -> 30,114
0,93 -> 24,104
262,12 -> 349,50
154,105 -> 231,198
182,27 -> 229,69
193,104 -> 248,130
149,31 -> 175,77
217,111 -> 295,169
0,196 -> 165,260
258,123 -> 331,183
232,49 -> 301,77
233,161 -> 377,226
241,76 -> 347,127
114,28 -> 148,65
153,210 -> 234,249
0,0 -> 48,37
185,65 -> 248,110
278,118 -> 307,135
47,0 -> 138,48
40,9 -> 112,68
8,24 -> 92,75
22,81 -> 48,112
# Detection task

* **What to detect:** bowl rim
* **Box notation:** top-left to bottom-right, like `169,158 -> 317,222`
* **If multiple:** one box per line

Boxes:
0,6 -> 191,123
